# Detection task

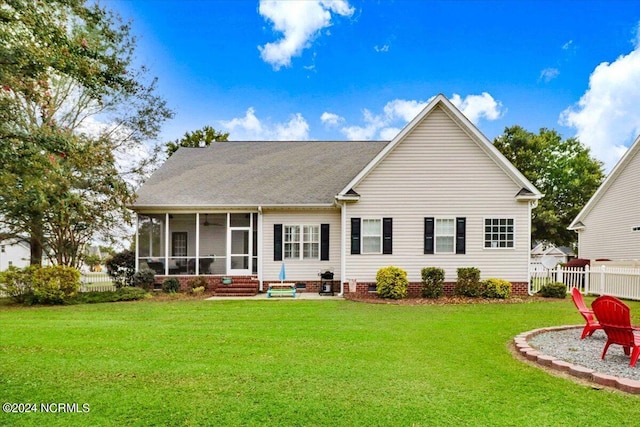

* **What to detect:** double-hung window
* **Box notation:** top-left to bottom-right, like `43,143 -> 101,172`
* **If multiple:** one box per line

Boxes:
435,218 -> 455,253
362,219 -> 382,254
284,225 -> 319,260
484,218 -> 515,248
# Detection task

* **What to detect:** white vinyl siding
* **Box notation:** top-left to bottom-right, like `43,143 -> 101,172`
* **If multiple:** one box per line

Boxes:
435,218 -> 455,253
263,210 -> 341,281
362,219 -> 382,253
578,143 -> 640,260
345,105 -> 532,283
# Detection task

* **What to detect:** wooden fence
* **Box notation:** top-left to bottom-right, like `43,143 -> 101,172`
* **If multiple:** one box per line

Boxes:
529,265 -> 640,301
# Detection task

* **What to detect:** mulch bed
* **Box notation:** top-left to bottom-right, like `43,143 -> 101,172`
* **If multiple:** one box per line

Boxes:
344,293 -> 551,305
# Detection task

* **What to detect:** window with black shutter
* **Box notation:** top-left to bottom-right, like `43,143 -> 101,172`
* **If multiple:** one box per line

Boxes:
274,224 -> 282,261
382,218 -> 392,254
456,217 -> 466,254
351,218 -> 361,255
424,217 -> 434,254
320,224 -> 330,261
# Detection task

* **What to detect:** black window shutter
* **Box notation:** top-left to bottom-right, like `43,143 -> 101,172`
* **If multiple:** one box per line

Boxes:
350,218 -> 361,255
424,217 -> 434,254
274,224 -> 283,261
456,217 -> 466,255
382,218 -> 393,254
320,224 -> 330,261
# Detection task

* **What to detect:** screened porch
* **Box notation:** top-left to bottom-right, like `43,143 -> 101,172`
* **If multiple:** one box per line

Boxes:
136,212 -> 258,276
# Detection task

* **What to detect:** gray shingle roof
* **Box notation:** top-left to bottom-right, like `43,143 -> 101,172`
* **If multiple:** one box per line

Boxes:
132,141 -> 388,208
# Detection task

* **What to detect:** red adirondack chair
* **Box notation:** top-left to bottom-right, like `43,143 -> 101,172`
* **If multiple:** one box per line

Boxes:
591,295 -> 640,367
571,287 -> 602,339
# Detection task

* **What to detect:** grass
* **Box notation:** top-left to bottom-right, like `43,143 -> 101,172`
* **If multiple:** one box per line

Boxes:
1,297 -> 640,426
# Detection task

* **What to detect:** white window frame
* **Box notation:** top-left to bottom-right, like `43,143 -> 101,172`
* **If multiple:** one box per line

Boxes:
435,217 -> 456,254
483,217 -> 515,249
361,218 -> 382,254
284,224 -> 320,260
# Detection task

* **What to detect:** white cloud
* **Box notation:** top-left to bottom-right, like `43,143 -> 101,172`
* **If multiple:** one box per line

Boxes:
340,93 -> 504,141
374,44 -> 389,52
559,39 -> 640,171
220,107 -> 310,140
449,92 -> 504,123
539,67 -> 560,83
562,40 -> 574,50
258,0 -> 354,70
320,112 -> 344,126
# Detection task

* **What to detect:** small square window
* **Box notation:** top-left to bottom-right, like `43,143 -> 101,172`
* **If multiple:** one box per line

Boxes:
484,218 -> 515,249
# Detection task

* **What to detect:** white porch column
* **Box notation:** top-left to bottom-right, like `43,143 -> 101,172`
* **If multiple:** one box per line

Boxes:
340,201 -> 347,296
258,207 -> 263,291
165,213 -> 170,276
134,213 -> 139,271
195,213 -> 200,275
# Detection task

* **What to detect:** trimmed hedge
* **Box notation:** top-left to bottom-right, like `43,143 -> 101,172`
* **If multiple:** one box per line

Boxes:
376,266 -> 408,299
0,265 -> 80,305
482,278 -> 512,299
162,277 -> 181,293
421,267 -> 445,298
538,282 -> 567,298
455,267 -> 482,297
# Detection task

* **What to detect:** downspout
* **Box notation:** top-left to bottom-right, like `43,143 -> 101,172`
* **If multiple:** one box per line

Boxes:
339,201 -> 347,296
165,213 -> 170,276
258,206 -> 263,292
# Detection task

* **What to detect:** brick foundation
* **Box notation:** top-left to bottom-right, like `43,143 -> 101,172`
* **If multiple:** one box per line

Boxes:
343,281 -> 529,297
154,275 -> 258,293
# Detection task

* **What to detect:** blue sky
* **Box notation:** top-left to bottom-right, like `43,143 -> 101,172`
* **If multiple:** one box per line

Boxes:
105,0 -> 640,171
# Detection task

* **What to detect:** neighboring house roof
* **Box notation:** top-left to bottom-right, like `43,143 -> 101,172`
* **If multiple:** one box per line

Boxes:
569,134 -> 640,230
133,141 -> 387,208
338,94 -> 542,200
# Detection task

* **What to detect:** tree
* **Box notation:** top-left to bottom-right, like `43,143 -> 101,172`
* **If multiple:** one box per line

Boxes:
165,125 -> 229,157
0,0 -> 173,266
494,126 -> 605,247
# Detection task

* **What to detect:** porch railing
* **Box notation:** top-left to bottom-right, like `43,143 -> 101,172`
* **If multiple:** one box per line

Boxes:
529,265 -> 640,301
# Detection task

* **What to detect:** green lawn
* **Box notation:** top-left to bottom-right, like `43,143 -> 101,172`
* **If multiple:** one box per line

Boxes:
1,297 -> 639,426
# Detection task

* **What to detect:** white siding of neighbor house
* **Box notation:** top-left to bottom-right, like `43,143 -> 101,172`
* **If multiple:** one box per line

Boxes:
0,240 -> 30,271
345,105 -> 532,284
578,145 -> 640,261
262,209 -> 342,282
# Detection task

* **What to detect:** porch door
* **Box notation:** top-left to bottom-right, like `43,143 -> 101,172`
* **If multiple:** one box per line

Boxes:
227,213 -> 252,275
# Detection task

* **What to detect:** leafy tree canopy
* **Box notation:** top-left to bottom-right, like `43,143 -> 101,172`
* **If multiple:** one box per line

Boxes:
0,0 -> 173,266
494,126 -> 605,247
165,125 -> 229,157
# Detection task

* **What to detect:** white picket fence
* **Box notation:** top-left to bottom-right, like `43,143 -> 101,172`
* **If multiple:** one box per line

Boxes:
530,265 -> 640,301
80,272 -> 116,292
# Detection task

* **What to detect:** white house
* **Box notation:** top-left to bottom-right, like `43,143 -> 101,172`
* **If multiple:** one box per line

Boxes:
0,238 -> 30,271
569,135 -> 640,261
131,95 -> 542,296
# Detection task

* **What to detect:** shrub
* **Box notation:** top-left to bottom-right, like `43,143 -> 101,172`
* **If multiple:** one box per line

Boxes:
70,287 -> 148,304
538,282 -> 567,298
0,266 -> 37,303
455,267 -> 482,297
132,268 -> 156,290
376,266 -> 408,299
105,250 -> 135,288
191,286 -> 205,295
162,277 -> 181,293
421,267 -> 445,298
187,276 -> 208,291
482,278 -> 512,299
31,265 -> 81,304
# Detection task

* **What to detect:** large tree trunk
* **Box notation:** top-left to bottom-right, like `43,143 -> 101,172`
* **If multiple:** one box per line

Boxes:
29,218 -> 43,266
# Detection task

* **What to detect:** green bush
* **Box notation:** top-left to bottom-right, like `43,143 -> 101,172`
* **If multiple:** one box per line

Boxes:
376,266 -> 408,299
191,286 -> 205,295
187,276 -> 208,291
71,287 -> 148,304
105,250 -> 135,288
455,267 -> 482,297
538,282 -> 567,298
482,278 -> 512,299
31,266 -> 81,304
162,277 -> 181,293
132,268 -> 156,290
421,267 -> 445,298
0,266 -> 38,303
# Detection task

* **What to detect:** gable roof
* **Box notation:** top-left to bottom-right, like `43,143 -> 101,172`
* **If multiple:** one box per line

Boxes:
569,134 -> 640,230
337,94 -> 542,200
132,141 -> 387,209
